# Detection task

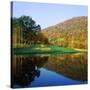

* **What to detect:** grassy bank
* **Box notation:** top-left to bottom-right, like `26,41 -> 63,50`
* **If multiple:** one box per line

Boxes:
13,44 -> 81,55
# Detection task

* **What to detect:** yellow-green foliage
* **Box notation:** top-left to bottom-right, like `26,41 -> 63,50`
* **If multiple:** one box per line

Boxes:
42,16 -> 88,49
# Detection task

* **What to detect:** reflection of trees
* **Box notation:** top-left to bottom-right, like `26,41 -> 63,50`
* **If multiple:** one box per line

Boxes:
43,53 -> 87,81
11,55 -> 48,88
11,53 -> 87,88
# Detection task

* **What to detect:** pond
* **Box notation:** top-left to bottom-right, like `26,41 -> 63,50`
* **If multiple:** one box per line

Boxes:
11,53 -> 87,88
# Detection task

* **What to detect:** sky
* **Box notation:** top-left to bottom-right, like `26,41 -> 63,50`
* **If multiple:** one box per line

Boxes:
12,1 -> 88,29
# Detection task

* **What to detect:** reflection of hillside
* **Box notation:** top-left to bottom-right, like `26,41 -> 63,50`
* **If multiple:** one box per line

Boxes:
11,53 -> 87,88
11,55 -> 48,88
43,53 -> 87,81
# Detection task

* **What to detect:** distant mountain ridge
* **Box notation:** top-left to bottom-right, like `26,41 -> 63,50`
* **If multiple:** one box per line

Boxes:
42,16 -> 88,49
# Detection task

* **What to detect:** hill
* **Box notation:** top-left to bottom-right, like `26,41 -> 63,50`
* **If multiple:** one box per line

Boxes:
42,16 -> 88,49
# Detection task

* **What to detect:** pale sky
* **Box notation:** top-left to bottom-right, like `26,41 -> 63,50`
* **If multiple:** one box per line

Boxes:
12,1 -> 88,29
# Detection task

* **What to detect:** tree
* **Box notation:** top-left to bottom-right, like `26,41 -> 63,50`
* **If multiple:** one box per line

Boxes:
12,16 -> 41,45
18,16 -> 41,44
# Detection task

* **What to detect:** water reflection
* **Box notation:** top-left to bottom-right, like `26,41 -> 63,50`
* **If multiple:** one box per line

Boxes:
11,53 -> 87,88
43,53 -> 87,81
12,55 -> 48,88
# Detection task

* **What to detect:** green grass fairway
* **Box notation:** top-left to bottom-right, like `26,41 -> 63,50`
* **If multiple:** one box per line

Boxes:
13,44 -> 81,55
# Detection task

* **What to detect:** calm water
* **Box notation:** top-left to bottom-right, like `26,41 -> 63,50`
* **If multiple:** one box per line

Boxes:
11,53 -> 87,88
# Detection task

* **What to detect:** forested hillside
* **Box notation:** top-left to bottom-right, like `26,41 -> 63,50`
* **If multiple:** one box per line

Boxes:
42,16 -> 88,49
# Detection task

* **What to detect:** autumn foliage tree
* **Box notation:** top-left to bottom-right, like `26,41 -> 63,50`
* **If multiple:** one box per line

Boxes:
12,16 -> 49,46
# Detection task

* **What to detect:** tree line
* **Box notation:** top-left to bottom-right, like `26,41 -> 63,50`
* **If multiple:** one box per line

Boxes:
12,16 -> 49,47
